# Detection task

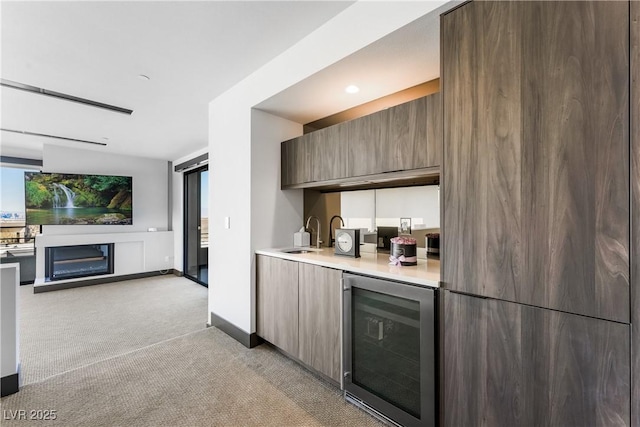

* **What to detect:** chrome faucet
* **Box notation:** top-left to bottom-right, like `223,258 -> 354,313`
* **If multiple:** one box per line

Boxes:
329,215 -> 345,247
305,216 -> 323,249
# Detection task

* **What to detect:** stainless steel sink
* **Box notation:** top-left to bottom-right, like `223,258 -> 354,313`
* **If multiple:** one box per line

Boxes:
279,248 -> 321,254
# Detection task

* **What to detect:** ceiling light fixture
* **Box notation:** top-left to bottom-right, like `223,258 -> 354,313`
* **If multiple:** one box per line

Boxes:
1,128 -> 107,146
345,85 -> 360,94
0,79 -> 133,115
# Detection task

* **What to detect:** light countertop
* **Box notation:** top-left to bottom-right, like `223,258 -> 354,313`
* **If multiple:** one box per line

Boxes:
255,247 -> 440,288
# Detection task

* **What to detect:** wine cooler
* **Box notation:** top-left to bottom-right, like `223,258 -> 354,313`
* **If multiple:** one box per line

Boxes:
343,273 -> 436,427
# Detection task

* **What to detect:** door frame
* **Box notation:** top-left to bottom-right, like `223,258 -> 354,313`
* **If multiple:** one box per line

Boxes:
183,165 -> 208,287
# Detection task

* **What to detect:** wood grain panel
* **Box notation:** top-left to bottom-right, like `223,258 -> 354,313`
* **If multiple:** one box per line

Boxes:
443,291 -> 630,427
298,263 -> 342,382
256,255 -> 299,356
631,2 -> 640,425
281,133 -> 313,187
443,0 -> 522,301
442,1 -> 630,322
521,0 -> 630,322
442,0 -> 477,298
311,122 -> 349,182
391,96 -> 429,171
347,109 -> 390,176
425,92 -> 442,167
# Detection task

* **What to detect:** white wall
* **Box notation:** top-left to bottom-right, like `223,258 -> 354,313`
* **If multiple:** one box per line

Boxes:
250,109 -> 304,330
209,1 -> 447,333
42,144 -> 169,235
171,147 -> 208,272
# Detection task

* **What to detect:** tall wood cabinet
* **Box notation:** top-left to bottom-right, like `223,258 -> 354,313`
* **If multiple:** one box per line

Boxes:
631,1 -> 640,424
443,291 -> 630,427
442,0 -> 630,323
440,1 -> 634,425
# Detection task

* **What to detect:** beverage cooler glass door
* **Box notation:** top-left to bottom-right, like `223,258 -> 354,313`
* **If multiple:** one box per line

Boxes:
343,273 -> 436,427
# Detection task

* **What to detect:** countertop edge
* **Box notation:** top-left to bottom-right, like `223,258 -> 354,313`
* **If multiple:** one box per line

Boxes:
256,248 -> 440,289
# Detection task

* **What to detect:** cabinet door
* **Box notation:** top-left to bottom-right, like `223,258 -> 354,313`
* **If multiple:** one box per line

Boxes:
425,92 -> 442,167
311,122 -> 349,182
443,291 -> 630,427
347,109 -> 391,176
298,263 -> 342,383
631,1 -> 640,424
256,255 -> 299,355
391,97 -> 428,171
281,133 -> 313,186
442,1 -> 630,322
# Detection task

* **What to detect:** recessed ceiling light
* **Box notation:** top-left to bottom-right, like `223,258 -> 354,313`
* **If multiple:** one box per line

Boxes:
138,74 -> 151,81
345,85 -> 359,94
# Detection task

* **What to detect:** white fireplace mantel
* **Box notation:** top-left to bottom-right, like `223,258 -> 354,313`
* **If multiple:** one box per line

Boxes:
34,231 -> 174,289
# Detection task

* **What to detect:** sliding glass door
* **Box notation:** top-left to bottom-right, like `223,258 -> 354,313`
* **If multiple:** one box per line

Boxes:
184,166 -> 208,286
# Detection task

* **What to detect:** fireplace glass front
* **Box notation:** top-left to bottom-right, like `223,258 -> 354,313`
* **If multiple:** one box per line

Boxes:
45,244 -> 114,281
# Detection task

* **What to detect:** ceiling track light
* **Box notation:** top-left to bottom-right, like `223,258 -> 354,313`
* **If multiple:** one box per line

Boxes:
0,128 -> 107,146
0,78 -> 133,115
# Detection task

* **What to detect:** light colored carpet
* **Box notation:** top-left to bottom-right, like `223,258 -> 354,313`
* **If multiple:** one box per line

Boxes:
3,274 -> 382,426
18,275 -> 208,384
1,326 -> 382,426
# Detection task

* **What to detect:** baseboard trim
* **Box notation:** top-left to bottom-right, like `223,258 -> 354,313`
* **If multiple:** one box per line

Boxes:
210,312 -> 262,349
1,373 -> 19,397
33,270 -> 178,293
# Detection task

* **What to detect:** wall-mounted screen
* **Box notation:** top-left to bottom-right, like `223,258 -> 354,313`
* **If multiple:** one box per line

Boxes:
24,172 -> 132,225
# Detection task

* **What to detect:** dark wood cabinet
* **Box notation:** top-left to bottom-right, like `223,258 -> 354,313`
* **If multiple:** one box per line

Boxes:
442,0 -> 630,323
257,256 -> 342,384
631,1 -> 640,424
443,291 -> 630,427
392,94 -> 442,171
298,263 -> 341,383
281,93 -> 442,188
391,96 -> 427,171
281,133 -> 313,186
311,121 -> 349,182
347,108 -> 391,177
256,255 -> 299,356
425,92 -> 442,168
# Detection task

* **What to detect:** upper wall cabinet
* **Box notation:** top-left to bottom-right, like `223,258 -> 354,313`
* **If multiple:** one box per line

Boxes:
281,133 -> 313,186
393,93 -> 442,172
347,108 -> 392,176
311,121 -> 349,182
281,93 -> 442,188
442,1 -> 630,322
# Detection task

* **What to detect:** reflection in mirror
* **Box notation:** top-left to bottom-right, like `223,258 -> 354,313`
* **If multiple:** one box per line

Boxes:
340,185 -> 439,247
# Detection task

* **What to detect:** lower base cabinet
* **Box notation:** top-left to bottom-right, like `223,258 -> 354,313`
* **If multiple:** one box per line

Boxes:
256,255 -> 342,384
256,255 -> 299,356
298,263 -> 342,383
443,291 -> 630,426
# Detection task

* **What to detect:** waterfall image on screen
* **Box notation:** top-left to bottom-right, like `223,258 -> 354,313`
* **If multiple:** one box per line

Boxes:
25,173 -> 132,225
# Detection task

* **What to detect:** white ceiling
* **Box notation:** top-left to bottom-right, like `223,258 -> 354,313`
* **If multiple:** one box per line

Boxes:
0,1 -> 456,163
256,1 -> 455,124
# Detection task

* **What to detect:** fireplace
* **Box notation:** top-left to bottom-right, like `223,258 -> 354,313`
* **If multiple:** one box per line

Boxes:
45,244 -> 114,282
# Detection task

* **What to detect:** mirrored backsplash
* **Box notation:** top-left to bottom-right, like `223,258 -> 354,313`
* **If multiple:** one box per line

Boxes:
303,185 -> 440,249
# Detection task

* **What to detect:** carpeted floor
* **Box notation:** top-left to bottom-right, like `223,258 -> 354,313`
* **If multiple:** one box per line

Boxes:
17,275 -> 209,385
1,276 -> 382,426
